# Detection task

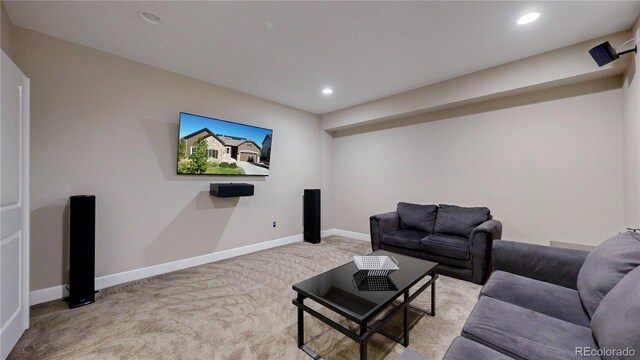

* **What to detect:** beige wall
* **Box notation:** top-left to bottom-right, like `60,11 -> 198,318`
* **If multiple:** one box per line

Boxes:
623,17 -> 640,228
331,85 -> 625,247
1,1 -> 15,59
10,27 -> 322,291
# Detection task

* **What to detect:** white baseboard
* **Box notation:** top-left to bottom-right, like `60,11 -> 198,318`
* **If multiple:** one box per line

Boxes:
30,285 -> 68,306
549,240 -> 596,252
322,228 -> 370,241
321,229 -> 336,237
30,233 -> 302,305
30,229 -> 371,306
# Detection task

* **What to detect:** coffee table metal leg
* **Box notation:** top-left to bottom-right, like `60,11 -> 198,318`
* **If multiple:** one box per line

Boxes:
360,321 -> 368,360
298,295 -> 305,347
431,280 -> 436,316
403,291 -> 409,346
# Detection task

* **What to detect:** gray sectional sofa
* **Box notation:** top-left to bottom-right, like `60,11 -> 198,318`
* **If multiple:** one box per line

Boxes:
370,203 -> 502,284
444,231 -> 640,360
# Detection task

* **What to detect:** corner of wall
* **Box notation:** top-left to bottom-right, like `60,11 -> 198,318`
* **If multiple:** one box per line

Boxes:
0,1 -> 16,60
320,129 -> 335,230
622,15 -> 640,229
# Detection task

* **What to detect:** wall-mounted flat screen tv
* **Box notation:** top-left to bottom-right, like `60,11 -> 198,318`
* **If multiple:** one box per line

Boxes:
177,112 -> 273,176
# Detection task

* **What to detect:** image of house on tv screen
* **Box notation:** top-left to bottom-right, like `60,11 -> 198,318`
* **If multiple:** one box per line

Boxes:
177,113 -> 273,176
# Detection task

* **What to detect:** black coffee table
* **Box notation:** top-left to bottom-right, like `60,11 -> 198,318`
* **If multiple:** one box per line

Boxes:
292,250 -> 438,360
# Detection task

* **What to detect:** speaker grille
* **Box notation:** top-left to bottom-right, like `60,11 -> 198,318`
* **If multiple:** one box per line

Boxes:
303,189 -> 321,244
69,195 -> 96,308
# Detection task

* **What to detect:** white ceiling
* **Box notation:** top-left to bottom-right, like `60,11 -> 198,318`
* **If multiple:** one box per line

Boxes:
4,1 -> 640,114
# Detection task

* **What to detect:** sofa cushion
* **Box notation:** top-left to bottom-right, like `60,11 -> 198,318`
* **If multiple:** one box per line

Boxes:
481,271 -> 590,327
591,266 -> 640,360
396,202 -> 438,234
577,231 -> 640,317
421,234 -> 470,260
462,296 -> 599,359
434,204 -> 490,238
443,337 -> 512,360
381,229 -> 427,250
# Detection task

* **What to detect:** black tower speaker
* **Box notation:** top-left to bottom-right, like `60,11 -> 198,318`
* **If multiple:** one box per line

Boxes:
68,195 -> 95,309
303,189 -> 321,244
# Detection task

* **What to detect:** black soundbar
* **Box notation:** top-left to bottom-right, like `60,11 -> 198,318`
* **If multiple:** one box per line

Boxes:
210,183 -> 254,197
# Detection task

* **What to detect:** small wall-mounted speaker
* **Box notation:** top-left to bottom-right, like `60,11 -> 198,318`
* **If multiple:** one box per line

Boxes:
304,189 -> 321,244
68,195 -> 96,309
588,41 -> 619,67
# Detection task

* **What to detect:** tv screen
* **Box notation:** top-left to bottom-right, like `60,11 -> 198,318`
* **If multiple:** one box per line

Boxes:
177,112 -> 272,176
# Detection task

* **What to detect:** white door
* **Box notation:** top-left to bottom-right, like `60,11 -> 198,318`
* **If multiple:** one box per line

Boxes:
0,51 -> 30,359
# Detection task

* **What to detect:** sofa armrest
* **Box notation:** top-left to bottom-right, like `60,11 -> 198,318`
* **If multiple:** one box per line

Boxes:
369,212 -> 400,251
471,220 -> 502,243
492,240 -> 589,289
469,220 -> 502,284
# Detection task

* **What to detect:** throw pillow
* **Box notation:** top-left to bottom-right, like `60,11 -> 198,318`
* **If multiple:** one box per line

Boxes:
591,265 -> 640,359
434,204 -> 490,238
396,202 -> 438,234
577,231 -> 640,317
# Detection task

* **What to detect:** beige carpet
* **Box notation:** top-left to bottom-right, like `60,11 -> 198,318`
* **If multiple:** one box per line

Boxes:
9,236 -> 480,360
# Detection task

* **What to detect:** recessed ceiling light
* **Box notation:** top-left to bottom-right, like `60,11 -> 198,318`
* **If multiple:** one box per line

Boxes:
517,12 -> 540,25
322,88 -> 333,95
140,11 -> 162,25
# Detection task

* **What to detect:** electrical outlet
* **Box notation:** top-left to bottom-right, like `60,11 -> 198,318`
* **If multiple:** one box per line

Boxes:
272,221 -> 277,228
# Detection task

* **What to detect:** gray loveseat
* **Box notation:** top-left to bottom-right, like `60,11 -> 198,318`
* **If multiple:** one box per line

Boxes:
444,231 -> 640,359
370,203 -> 502,284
